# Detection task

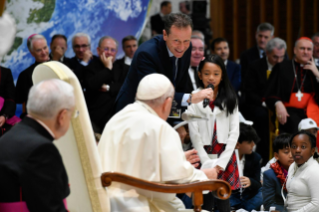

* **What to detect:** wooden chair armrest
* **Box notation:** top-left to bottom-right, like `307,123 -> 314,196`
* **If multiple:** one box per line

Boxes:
101,172 -> 232,212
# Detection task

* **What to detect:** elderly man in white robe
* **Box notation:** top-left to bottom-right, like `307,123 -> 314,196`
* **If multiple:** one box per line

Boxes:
98,73 -> 218,212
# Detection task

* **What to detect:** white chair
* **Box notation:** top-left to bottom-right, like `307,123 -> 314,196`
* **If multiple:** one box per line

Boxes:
32,61 -> 231,212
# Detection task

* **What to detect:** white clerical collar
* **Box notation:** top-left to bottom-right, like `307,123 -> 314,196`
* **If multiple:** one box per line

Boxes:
266,57 -> 273,70
27,115 -> 55,139
224,60 -> 228,66
124,56 -> 132,66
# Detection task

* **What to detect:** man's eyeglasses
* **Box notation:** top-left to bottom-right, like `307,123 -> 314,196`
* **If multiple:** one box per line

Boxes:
73,44 -> 89,49
101,47 -> 117,53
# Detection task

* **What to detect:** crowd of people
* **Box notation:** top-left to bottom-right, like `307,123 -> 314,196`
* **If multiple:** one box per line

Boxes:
1,0 -> 319,211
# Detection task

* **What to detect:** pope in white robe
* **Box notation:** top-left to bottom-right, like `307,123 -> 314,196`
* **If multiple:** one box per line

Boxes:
98,74 -> 210,212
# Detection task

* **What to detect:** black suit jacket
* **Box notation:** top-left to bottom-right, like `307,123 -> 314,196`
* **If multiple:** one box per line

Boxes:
240,46 -> 261,84
112,57 -> 130,97
244,57 -> 269,107
226,60 -> 241,92
83,57 -> 114,132
150,13 -> 164,35
69,55 -> 99,87
0,117 -> 69,212
0,66 -> 16,118
115,35 -> 192,112
243,152 -> 262,199
49,54 -> 72,68
15,62 -> 40,104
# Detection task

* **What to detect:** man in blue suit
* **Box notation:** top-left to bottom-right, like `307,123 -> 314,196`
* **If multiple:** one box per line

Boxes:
115,13 -> 214,114
211,38 -> 241,93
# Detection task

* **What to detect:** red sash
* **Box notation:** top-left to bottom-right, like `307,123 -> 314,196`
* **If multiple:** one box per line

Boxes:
283,93 -> 312,109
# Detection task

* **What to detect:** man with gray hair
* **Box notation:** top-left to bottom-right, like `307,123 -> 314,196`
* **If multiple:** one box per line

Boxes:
244,37 -> 287,165
0,79 -> 75,211
83,36 -> 118,133
69,33 -> 99,87
240,23 -> 275,82
16,34 -> 50,114
99,73 -> 217,212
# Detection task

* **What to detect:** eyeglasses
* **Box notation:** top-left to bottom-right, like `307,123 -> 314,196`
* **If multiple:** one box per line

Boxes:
73,44 -> 89,49
101,47 -> 117,53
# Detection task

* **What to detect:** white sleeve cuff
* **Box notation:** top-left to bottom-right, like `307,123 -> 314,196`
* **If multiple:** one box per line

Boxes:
181,94 -> 190,107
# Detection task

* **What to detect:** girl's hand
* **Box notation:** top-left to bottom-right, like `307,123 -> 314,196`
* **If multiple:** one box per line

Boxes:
191,88 -> 214,104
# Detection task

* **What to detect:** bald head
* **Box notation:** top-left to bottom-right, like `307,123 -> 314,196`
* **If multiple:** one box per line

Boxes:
294,38 -> 313,64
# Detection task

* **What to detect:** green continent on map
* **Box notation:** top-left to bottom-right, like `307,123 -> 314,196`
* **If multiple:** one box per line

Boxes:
7,37 -> 23,55
27,0 -> 55,24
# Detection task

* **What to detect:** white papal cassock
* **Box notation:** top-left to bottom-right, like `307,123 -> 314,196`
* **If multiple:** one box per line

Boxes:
98,100 -> 208,212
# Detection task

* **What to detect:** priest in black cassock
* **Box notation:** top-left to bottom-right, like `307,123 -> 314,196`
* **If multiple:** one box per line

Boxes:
0,79 -> 73,212
15,34 -> 50,116
264,37 -> 319,134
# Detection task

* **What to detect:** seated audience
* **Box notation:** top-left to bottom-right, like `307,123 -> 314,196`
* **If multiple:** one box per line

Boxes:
263,133 -> 293,212
0,79 -> 74,212
286,131 -> 319,211
84,36 -> 118,133
69,33 -> 98,86
264,37 -> 319,134
0,66 -> 18,135
112,35 -> 138,98
230,123 -> 262,211
150,1 -> 172,36
98,74 -> 217,212
49,34 -> 71,67
16,34 -> 50,115
211,37 -> 241,92
244,37 -> 287,165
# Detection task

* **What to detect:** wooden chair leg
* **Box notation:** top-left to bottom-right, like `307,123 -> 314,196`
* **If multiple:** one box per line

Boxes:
192,191 -> 203,212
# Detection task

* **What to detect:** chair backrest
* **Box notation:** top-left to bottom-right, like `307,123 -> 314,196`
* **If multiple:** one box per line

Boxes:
32,61 -> 110,212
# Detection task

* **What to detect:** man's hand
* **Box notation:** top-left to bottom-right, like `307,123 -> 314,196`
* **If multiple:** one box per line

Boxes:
83,50 -> 93,63
51,46 -> 64,61
185,149 -> 200,168
100,53 -> 113,70
202,167 -> 219,179
275,101 -> 289,125
304,57 -> 319,78
191,88 -> 214,104
0,116 -> 6,127
176,126 -> 187,144
240,176 -> 251,188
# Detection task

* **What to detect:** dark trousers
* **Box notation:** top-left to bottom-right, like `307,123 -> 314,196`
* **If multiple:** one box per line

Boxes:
279,107 -> 307,134
251,106 -> 269,166
202,192 -> 230,212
